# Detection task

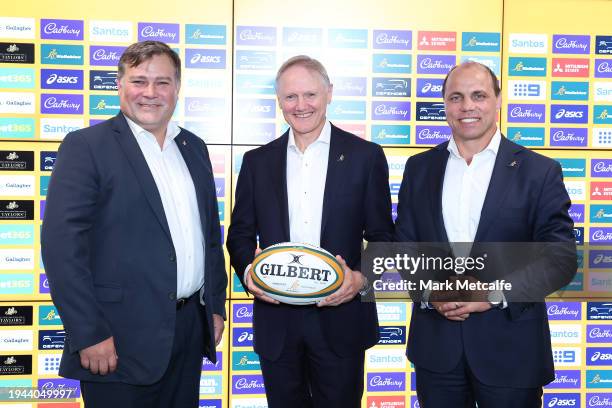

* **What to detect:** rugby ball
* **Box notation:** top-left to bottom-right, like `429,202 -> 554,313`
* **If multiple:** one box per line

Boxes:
251,242 -> 344,305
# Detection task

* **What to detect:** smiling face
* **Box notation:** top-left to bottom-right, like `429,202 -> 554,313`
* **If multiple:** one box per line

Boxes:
276,64 -> 333,143
117,53 -> 179,139
443,63 -> 501,146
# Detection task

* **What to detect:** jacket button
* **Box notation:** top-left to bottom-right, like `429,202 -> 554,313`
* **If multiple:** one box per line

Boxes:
168,292 -> 176,300
169,254 -> 176,262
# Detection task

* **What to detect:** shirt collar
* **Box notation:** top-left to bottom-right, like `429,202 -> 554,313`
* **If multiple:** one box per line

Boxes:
288,121 -> 331,152
124,114 -> 181,148
447,128 -> 501,160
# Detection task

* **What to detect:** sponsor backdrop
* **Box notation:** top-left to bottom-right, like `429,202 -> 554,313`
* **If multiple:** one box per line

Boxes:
0,0 -> 610,406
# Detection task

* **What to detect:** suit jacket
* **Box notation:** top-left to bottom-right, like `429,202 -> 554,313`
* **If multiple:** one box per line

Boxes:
227,124 -> 394,360
41,113 -> 227,384
394,136 -> 576,388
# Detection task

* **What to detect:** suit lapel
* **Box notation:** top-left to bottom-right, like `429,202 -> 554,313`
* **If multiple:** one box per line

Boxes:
272,133 -> 290,241
320,126 -> 346,238
430,144 -> 450,242
111,113 -> 172,242
474,136 -> 522,241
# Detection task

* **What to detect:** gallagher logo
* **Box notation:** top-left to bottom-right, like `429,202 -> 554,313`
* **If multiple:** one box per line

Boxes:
41,69 -> 83,90
416,78 -> 443,98
378,325 -> 406,345
373,30 -> 411,50
416,102 -> 446,121
552,58 -> 590,78
236,26 -> 276,46
186,49 -> 226,69
89,46 -> 126,66
553,34 -> 590,54
417,31 -> 456,51
550,105 -> 588,124
371,77 -> 409,97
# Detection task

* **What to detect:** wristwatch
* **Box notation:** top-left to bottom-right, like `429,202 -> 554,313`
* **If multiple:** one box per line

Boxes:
359,276 -> 371,296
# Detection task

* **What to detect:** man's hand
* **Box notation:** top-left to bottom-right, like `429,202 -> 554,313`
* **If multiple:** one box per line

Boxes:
212,313 -> 224,346
318,255 -> 363,307
79,336 -> 118,375
245,248 -> 280,304
443,302 -> 492,319
456,275 -> 489,302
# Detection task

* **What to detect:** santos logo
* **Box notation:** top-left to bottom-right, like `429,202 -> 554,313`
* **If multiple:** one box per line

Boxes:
231,398 -> 268,408
549,324 -> 582,344
40,118 -> 84,140
565,181 -> 586,201
386,156 -> 406,177
89,20 -> 133,42
509,33 -> 547,54
366,349 -> 406,369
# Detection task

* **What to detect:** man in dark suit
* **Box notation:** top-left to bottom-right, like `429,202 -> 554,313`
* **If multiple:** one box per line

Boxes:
394,62 -> 576,407
41,41 -> 227,408
227,55 -> 393,407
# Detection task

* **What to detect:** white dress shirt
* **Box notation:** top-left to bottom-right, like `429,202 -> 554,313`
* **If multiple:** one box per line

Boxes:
286,121 -> 331,246
126,117 -> 205,299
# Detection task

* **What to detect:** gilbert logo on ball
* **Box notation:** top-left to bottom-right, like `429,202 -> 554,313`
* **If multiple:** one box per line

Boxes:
251,242 -> 344,305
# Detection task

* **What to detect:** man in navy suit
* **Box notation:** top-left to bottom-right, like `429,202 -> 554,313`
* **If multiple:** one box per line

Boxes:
41,41 -> 227,408
227,55 -> 393,407
394,62 -> 576,407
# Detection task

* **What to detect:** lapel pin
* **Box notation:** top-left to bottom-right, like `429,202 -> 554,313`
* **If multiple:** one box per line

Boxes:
182,140 -> 187,146
508,160 -> 519,168
338,154 -> 344,162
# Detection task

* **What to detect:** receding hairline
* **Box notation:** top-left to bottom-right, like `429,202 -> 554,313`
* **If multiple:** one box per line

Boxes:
275,55 -> 331,92
442,61 -> 500,97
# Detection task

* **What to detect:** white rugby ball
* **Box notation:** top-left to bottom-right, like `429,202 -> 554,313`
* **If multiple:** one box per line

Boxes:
251,242 -> 344,305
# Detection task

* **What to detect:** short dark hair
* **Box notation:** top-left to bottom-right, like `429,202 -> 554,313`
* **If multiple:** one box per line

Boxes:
117,41 -> 181,82
442,61 -> 500,97
275,55 -> 331,91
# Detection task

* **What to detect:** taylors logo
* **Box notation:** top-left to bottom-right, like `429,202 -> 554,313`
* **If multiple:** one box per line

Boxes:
553,347 -> 581,366
588,325 -> 612,343
587,393 -> 612,407
328,28 -> 368,48
367,372 -> 406,392
89,70 -> 117,91
416,102 -> 445,121
41,44 -> 83,65
416,125 -> 451,145
461,32 -> 500,52
373,29 -> 412,50
0,67 -> 35,89
40,118 -> 84,140
237,98 -> 275,119
371,101 -> 411,121
417,31 -> 456,51
236,26 -> 276,46
0,150 -> 33,171
547,302 -> 581,320
546,370 -> 581,389
508,57 -> 547,77
90,46 -> 126,66
416,78 -> 443,98
88,20 -> 133,43
507,104 -> 545,123
371,125 -> 410,145
236,50 -> 275,71
588,348 -> 612,365
0,200 -> 33,220
591,250 -> 612,269
0,175 -> 34,196
184,97 -> 225,118
593,128 -> 612,148
592,227 -> 612,244
366,349 -> 406,369
232,327 -> 253,347
556,158 -> 586,178
41,93 -> 83,115
185,49 -> 226,69
235,74 -> 274,95
551,105 -> 588,124
0,306 -> 32,326
371,77 -> 408,97
185,24 -> 226,45
544,393 -> 580,407
41,19 -> 83,41
592,182 -> 612,200
508,127 -> 545,147
327,100 -> 366,121
460,55 -> 500,76
596,35 -> 612,55
202,352 -> 222,371
378,325 -> 406,345
417,54 -> 456,75
549,324 -> 582,344
38,378 -> 80,398
39,305 -> 62,325
40,151 -> 56,171
332,77 -> 366,97
595,82 -> 612,102
138,22 -> 179,43
89,95 -> 120,116
509,33 -> 547,54
38,329 -> 65,350
0,92 -> 34,114
232,351 -> 260,371
588,371 -> 612,389
564,181 -> 585,201
232,303 -> 253,324
0,330 -> 33,351
0,17 -> 34,39
0,248 -> 34,270
596,59 -> 612,78
282,27 -> 322,47
594,105 -> 612,124
0,354 -> 32,375
373,53 -> 412,74
568,204 -> 584,223
588,303 -> 612,320
0,225 -> 34,246
550,128 -> 587,147
0,42 -> 34,64
553,34 -> 590,54
507,80 -> 546,100
552,58 -> 590,78
552,81 -> 589,101
41,69 -> 83,90
232,374 -> 265,394
376,302 -> 407,323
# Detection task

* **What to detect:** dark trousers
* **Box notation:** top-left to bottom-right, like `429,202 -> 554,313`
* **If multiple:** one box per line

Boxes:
259,307 -> 365,408
81,295 -> 206,408
415,352 -> 542,408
